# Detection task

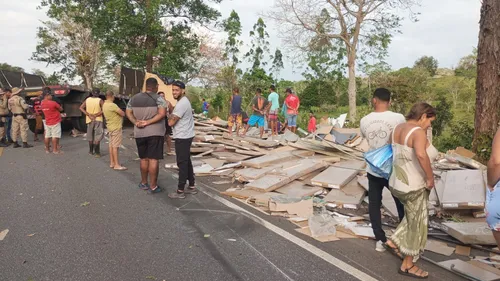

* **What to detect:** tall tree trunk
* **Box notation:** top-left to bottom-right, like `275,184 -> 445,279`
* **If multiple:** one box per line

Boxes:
145,35 -> 154,72
82,72 -> 93,90
347,53 -> 357,122
473,0 -> 500,159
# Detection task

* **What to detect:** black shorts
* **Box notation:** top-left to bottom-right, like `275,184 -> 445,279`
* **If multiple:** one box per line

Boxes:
135,136 -> 165,160
165,122 -> 173,136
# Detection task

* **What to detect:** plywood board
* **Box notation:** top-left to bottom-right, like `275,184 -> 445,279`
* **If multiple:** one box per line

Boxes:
324,179 -> 366,209
193,164 -> 214,175
241,150 -> 314,168
202,158 -> 226,169
211,151 -> 251,162
441,170 -> 486,209
438,259 -> 500,281
333,160 -> 366,170
221,188 -> 262,200
275,181 -> 323,198
350,226 -> 375,239
234,149 -> 265,157
235,136 -> 279,148
442,222 -> 497,245
234,165 -> 281,181
316,126 -> 333,135
455,245 -> 471,256
310,166 -> 358,189
468,260 -> 500,276
245,159 -> 327,192
424,240 -> 455,256
269,196 -> 313,217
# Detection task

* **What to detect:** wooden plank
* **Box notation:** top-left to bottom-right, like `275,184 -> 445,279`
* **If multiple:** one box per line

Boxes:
316,126 -> 333,135
234,165 -> 281,182
275,181 -> 323,198
438,259 -> 500,281
221,188 -> 262,199
235,149 -> 265,157
245,159 -> 327,192
442,222 -> 497,245
333,160 -> 366,171
192,149 -> 214,158
202,158 -> 226,169
323,179 -> 366,209
234,136 -> 279,148
241,150 -> 314,168
211,151 -> 251,163
310,166 -> 358,189
424,240 -> 455,256
190,147 -> 213,153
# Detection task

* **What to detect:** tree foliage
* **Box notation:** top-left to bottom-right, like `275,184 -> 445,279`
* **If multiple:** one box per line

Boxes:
413,56 -> 438,76
432,94 -> 453,137
0,63 -> 24,72
31,12 -> 105,89
455,48 -> 477,78
268,0 -> 420,121
41,0 -> 221,79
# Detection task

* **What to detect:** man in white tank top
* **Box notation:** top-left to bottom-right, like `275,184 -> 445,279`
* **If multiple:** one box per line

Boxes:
360,88 -> 406,252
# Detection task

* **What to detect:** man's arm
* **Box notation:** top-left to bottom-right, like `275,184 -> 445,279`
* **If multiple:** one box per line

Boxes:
57,103 -> 63,112
20,99 -> 29,110
144,107 -> 166,126
94,100 -> 105,117
115,106 -> 125,117
168,114 -> 180,127
79,100 -> 89,116
488,128 -> 500,187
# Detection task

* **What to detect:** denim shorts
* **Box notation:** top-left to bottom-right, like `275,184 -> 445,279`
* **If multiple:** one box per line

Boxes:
287,114 -> 297,127
486,183 -> 500,231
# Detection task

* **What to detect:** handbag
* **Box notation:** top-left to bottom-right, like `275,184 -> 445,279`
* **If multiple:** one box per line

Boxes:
364,144 -> 393,180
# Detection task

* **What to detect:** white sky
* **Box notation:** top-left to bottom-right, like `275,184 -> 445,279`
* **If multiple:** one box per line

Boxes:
0,0 -> 481,83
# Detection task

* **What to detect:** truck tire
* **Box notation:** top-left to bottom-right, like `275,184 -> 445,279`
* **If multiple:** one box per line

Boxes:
71,117 -> 87,133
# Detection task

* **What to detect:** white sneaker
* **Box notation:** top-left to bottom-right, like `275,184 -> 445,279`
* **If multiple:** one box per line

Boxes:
375,241 -> 386,252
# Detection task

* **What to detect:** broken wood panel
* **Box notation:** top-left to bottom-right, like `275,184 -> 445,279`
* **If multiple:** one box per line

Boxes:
323,179 -> 366,208
442,222 -> 497,245
440,169 -> 486,209
234,149 -> 265,157
245,159 -> 327,192
234,136 -> 280,148
275,181 -> 323,198
438,259 -> 500,281
202,158 -> 226,169
211,151 -> 251,163
241,150 -> 314,168
333,160 -> 366,171
288,141 -> 355,160
221,188 -> 262,200
311,166 -> 358,189
190,147 -> 213,153
234,165 -> 281,181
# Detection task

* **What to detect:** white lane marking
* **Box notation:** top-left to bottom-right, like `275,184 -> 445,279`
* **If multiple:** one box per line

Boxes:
197,181 -> 378,281
190,194 -> 295,281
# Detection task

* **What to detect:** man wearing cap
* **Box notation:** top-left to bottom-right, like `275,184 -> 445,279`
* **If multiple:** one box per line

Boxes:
126,78 -> 167,194
168,80 -> 196,199
80,88 -> 104,157
0,89 -> 9,147
8,87 -> 32,148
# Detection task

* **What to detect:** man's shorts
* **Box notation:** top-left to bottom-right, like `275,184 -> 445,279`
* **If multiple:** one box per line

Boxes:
165,121 -> 173,136
109,129 -> 123,148
248,115 -> 265,127
287,114 -> 298,127
268,109 -> 278,121
228,113 -> 243,127
202,110 -> 208,116
44,123 -> 62,139
87,121 -> 104,141
486,184 -> 500,231
135,136 -> 164,160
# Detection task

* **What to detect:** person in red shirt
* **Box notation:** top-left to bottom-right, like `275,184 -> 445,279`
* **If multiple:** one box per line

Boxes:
308,111 -> 317,133
41,94 -> 63,154
284,88 -> 300,133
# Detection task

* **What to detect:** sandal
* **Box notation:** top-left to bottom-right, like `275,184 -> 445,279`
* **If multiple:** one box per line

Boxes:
114,166 -> 128,171
398,265 -> 428,279
184,186 -> 198,195
384,243 -> 403,260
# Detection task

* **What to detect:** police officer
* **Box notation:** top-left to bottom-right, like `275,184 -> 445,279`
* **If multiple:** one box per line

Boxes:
8,87 -> 32,148
0,89 -> 9,147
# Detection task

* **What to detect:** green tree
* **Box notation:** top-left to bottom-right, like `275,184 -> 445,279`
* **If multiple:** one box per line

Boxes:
269,0 -> 420,122
31,12 -> 106,88
432,94 -> 453,137
414,56 -> 439,76
222,10 -> 243,90
31,69 -> 62,85
270,49 -> 284,82
455,48 -> 477,78
245,18 -> 270,73
0,63 -> 24,72
41,0 -> 221,77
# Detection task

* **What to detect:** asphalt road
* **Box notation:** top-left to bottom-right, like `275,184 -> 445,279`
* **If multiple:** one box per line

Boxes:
0,130 -> 468,281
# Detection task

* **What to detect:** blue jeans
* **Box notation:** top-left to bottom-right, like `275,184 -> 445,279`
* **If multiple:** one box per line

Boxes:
287,114 -> 298,127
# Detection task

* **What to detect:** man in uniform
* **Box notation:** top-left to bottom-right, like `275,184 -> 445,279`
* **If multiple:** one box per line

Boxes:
0,89 -> 9,147
80,88 -> 104,157
8,87 -> 32,148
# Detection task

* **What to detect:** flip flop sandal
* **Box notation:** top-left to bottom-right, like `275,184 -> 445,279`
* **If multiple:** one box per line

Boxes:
184,187 -> 198,194
383,243 -> 403,260
398,265 -> 428,279
114,166 -> 128,171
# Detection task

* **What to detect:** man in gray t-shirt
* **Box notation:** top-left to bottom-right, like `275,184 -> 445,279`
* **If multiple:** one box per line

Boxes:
167,80 -> 196,199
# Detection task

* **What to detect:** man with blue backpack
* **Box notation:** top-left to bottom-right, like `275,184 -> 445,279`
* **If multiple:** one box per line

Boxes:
360,88 -> 406,253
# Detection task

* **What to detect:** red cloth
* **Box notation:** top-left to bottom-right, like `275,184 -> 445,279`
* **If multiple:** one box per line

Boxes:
41,100 -> 62,126
308,117 -> 317,133
285,94 -> 300,115
34,99 -> 42,114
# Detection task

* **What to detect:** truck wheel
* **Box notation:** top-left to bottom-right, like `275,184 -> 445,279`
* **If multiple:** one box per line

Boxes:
71,117 -> 87,133
28,119 -> 44,134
